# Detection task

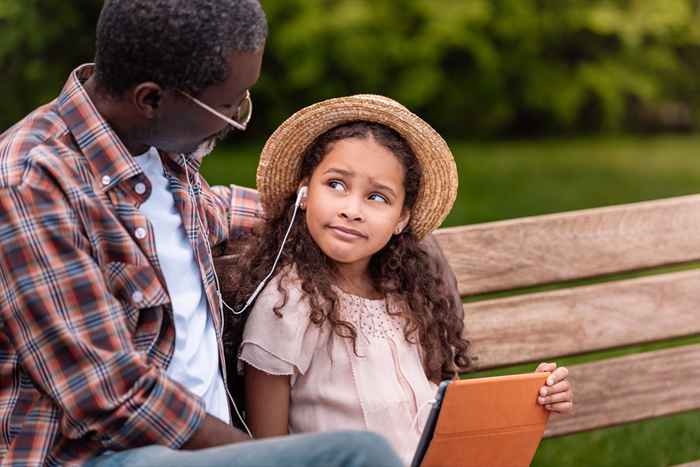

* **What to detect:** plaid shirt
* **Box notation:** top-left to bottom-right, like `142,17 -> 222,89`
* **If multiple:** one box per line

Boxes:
0,65 -> 262,466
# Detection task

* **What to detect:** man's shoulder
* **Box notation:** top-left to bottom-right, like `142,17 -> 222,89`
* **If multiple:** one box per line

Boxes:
0,102 -> 79,189
207,182 -> 260,201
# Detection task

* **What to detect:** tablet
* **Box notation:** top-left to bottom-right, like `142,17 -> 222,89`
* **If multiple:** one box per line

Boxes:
411,372 -> 550,467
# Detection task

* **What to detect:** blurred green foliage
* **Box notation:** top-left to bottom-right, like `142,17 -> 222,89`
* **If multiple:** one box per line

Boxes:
2,0 -> 700,136
0,0 -> 101,128
262,0 -> 700,136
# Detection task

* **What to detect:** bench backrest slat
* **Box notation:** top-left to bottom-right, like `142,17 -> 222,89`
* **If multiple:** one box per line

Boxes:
436,194 -> 700,296
465,269 -> 700,370
544,344 -> 700,437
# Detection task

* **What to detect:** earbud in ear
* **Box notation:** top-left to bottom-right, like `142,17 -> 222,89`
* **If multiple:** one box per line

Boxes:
295,186 -> 308,208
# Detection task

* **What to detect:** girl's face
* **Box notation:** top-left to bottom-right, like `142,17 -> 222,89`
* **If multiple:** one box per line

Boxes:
304,136 -> 410,271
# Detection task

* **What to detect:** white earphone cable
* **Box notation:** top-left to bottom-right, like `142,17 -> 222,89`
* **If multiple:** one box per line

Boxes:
182,154 -> 307,439
182,155 -> 254,438
233,186 -> 306,316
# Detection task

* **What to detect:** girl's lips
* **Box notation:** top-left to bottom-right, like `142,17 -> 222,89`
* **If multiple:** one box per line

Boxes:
328,225 -> 367,239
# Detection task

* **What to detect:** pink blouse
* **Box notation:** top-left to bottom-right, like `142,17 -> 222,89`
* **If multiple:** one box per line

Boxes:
238,272 -> 438,465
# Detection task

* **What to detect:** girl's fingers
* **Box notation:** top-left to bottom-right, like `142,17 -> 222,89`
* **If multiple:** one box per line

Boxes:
539,380 -> 571,397
548,366 -> 569,385
544,401 -> 573,414
535,362 -> 557,373
538,389 -> 572,405
536,364 -> 573,414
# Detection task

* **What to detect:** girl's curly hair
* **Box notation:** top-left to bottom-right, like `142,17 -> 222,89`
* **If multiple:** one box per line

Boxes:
223,122 -> 471,384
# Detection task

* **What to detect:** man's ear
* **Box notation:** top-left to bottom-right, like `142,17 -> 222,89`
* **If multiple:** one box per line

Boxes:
395,208 -> 411,235
132,82 -> 163,119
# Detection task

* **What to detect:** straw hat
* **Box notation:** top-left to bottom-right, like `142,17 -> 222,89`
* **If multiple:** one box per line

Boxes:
256,94 -> 458,240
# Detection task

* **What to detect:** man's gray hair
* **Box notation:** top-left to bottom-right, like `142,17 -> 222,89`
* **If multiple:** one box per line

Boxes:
95,0 -> 267,96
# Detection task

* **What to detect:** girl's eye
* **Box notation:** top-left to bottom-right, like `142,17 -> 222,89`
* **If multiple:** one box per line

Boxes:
368,193 -> 388,203
328,180 -> 346,192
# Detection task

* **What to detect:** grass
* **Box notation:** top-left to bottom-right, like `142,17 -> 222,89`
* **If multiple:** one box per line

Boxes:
201,134 -> 700,467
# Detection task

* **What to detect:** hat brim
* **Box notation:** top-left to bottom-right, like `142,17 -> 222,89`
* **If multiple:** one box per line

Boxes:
257,94 -> 457,240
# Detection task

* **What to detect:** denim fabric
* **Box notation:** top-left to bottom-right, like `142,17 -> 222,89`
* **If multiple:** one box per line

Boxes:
85,431 -> 404,467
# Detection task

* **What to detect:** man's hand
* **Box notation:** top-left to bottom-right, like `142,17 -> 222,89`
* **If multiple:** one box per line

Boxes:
535,362 -> 573,414
182,414 -> 251,450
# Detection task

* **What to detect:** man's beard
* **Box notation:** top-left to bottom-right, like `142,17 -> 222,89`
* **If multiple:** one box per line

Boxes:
212,124 -> 234,143
183,125 -> 233,160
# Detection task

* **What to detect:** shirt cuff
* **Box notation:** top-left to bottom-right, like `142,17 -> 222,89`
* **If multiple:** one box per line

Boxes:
101,371 -> 207,450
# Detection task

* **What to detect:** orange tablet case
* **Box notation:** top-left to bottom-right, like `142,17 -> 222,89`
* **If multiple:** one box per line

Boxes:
414,372 -> 550,467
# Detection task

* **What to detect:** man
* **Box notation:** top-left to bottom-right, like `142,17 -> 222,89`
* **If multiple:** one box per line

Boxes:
0,1 -> 404,465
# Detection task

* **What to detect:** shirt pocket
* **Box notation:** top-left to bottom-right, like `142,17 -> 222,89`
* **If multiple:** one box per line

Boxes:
102,261 -> 170,331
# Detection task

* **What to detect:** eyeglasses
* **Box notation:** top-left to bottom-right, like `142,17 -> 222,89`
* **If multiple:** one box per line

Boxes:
178,89 -> 252,131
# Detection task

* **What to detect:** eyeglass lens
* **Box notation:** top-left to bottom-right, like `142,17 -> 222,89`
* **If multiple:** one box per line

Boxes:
237,93 -> 252,125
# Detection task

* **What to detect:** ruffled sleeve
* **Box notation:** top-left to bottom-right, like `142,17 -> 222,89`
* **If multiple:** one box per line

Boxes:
238,271 -> 323,383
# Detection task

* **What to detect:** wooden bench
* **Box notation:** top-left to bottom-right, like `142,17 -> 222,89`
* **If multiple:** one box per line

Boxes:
435,194 -> 700,465
216,193 -> 700,465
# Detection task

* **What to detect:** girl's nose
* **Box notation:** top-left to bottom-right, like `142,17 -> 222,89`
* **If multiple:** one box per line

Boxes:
339,197 -> 364,222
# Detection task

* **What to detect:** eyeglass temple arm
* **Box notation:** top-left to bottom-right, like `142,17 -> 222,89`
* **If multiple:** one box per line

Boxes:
177,90 -> 248,131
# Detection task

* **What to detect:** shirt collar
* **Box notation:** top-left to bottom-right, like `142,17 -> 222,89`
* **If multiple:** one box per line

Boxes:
57,64 -> 144,191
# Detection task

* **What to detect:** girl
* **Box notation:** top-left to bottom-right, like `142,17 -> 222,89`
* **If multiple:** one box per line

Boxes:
224,95 -> 572,464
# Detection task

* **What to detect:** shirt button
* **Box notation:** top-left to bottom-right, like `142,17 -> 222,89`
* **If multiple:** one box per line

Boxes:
134,227 -> 147,239
132,291 -> 144,303
101,175 -> 111,186
134,182 -> 147,195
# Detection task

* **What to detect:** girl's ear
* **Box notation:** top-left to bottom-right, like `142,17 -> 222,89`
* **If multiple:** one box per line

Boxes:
394,208 -> 411,235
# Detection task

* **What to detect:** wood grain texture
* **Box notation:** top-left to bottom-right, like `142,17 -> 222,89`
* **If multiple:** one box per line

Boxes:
435,195 -> 700,296
463,269 -> 700,370
544,344 -> 700,437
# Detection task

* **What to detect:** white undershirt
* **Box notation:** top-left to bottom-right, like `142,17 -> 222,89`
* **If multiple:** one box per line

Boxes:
134,147 -> 230,423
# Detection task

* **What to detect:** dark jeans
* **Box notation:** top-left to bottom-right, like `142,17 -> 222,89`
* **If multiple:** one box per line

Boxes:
85,431 -> 404,467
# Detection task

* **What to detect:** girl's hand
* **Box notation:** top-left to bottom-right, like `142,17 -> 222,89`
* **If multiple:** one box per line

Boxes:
535,362 -> 573,414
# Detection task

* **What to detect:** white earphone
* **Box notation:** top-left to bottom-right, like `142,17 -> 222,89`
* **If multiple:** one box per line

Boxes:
296,185 -> 308,207
230,185 -> 308,315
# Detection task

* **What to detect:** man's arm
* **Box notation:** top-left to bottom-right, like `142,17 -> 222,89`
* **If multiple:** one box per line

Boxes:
182,414 -> 251,449
205,183 -> 263,250
0,171 -> 209,450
